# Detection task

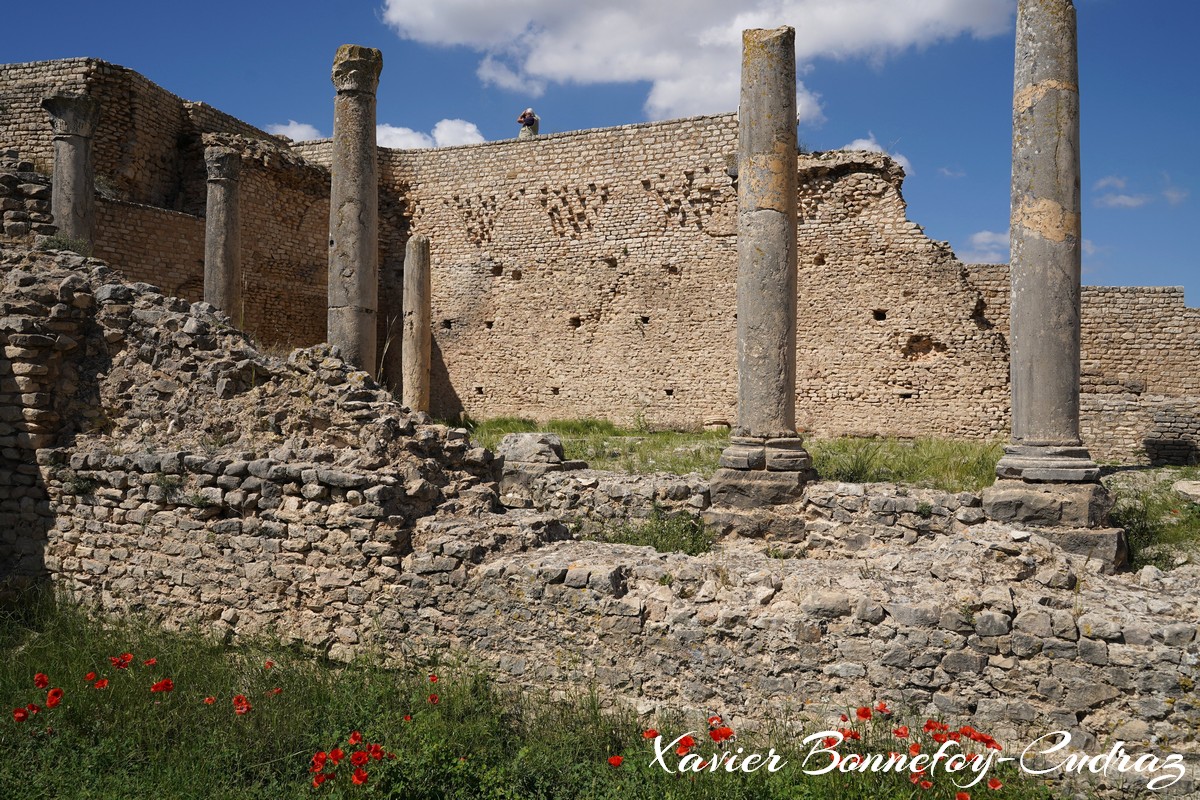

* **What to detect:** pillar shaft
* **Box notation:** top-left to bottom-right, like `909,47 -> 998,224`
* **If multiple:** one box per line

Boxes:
735,27 -> 798,439
203,146 -> 242,319
327,44 -> 382,376
997,0 -> 1097,482
41,93 -> 99,247
401,234 -> 432,412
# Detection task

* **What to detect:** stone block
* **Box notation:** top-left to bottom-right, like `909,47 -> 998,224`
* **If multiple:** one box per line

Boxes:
981,479 -> 1113,528
709,468 -> 809,509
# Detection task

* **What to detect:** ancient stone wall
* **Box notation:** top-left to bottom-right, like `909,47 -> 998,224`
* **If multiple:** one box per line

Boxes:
93,198 -> 205,298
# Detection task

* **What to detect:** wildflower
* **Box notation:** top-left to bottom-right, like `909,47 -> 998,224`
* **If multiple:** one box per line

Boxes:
264,660 -> 274,670
203,697 -> 216,705
330,748 -> 345,764
46,688 -> 64,709
839,713 -> 849,722
311,752 -> 328,772
874,701 -> 891,714
709,726 -> 735,744
909,742 -> 921,756
267,687 -> 282,696
233,694 -> 252,715
13,708 -> 28,723
643,728 -> 659,739
893,725 -> 909,738
150,678 -> 174,693
957,793 -> 971,800
352,768 -> 368,785
34,673 -> 49,689
429,674 -> 438,683
856,706 -> 872,721
349,731 -> 363,745
607,755 -> 623,767
26,704 -> 40,715
428,693 -> 439,705
920,780 -> 933,790
678,734 -> 695,749
707,714 -> 722,727
368,743 -> 384,760
987,778 -> 1003,790
312,773 -> 331,787
143,658 -> 157,666
351,751 -> 369,767
84,672 -> 96,682
403,714 -> 412,722
111,653 -> 133,669
93,679 -> 109,690
823,736 -> 840,749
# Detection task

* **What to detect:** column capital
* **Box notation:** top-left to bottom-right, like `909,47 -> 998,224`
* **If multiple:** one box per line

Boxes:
41,92 -> 100,138
331,44 -> 383,94
204,146 -> 242,182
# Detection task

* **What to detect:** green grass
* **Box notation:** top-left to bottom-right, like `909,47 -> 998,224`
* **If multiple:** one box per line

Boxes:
1,592 -> 1073,799
34,234 -> 92,257
1107,466 -> 1200,571
464,417 -> 1002,492
587,507 -> 716,556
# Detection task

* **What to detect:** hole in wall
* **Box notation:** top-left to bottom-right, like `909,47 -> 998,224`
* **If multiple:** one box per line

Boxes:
550,387 -> 560,395
490,265 -> 503,276
511,269 -> 522,280
474,386 -> 484,395
901,334 -> 947,360
898,392 -> 914,399
569,316 -> 582,329
872,309 -> 887,321
664,388 -> 674,397
664,264 -> 679,274
639,315 -> 650,325
484,321 -> 493,329
441,319 -> 453,330
813,253 -> 826,266
970,297 -> 994,330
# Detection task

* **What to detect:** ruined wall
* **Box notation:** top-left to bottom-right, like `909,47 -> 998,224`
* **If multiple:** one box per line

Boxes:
93,199 -> 205,298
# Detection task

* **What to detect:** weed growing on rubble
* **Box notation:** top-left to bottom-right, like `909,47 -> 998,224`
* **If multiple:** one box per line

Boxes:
1108,466 -> 1200,570
589,506 -> 716,556
35,234 -> 91,257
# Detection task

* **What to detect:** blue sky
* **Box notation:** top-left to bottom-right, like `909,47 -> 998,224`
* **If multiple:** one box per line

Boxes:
6,1 -> 1196,303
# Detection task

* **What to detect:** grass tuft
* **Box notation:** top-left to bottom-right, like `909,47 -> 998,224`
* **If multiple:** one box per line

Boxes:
587,507 -> 716,556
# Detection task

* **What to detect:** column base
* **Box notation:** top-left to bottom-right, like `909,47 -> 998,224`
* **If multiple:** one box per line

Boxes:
994,444 -> 1100,482
982,478 -> 1112,528
711,435 -> 815,509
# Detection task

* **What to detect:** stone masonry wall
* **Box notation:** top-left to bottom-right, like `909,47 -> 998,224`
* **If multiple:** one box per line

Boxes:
92,199 -> 205,298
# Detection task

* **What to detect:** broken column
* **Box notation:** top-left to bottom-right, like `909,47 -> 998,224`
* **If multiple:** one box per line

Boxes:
710,27 -> 815,510
203,146 -> 242,318
982,0 -> 1124,569
41,92 -> 100,248
327,44 -> 383,376
401,233 -> 431,412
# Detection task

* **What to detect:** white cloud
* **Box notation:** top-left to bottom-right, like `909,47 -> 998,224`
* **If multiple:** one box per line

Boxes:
957,228 -> 1009,264
1095,193 -> 1150,209
266,120 -> 323,141
381,0 -> 1014,122
1164,187 -> 1189,206
377,119 -> 487,149
1082,239 -> 1099,257
842,132 -> 912,173
1092,175 -> 1126,191
938,166 -> 965,178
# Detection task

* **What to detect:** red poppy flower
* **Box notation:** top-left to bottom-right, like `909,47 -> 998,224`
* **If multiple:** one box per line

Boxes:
352,768 -> 368,785
93,678 -> 109,690
143,658 -> 157,666
311,751 -> 328,772
34,673 -> 49,689
428,693 -> 439,704
676,745 -> 691,757
987,778 -> 1003,790
429,674 -> 438,683
312,773 -> 331,787
909,743 -> 921,756
679,735 -> 695,748
839,713 -> 849,722
910,772 -> 922,785
709,726 -> 735,743
267,687 -> 282,695
84,672 -> 96,682
403,714 -> 412,722
150,678 -> 174,693
203,696 -> 216,705
368,743 -> 384,760
707,714 -> 722,727
46,688 -> 64,709
956,793 -> 971,800
26,703 -> 40,715
233,694 -> 251,715
893,725 -> 909,738
643,728 -> 659,739
12,708 -> 28,723
823,736 -> 840,749
111,653 -> 133,669
348,731 -> 363,745
856,706 -> 872,721
875,701 -> 890,714
920,780 -> 933,790
264,660 -> 274,670
329,748 -> 345,764
932,732 -> 949,744
607,755 -> 623,767
351,751 -> 369,767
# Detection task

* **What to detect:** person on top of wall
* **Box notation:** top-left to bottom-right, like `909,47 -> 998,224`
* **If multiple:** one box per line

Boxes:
517,108 -> 540,138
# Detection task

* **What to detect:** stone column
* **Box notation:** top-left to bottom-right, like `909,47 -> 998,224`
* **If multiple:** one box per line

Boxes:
41,92 -> 100,248
401,233 -> 431,412
327,44 -> 383,376
203,146 -> 242,319
710,27 -> 814,510
983,0 -> 1124,569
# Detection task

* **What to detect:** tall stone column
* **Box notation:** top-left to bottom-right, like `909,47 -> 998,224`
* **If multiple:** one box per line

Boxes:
401,234 -> 431,412
41,92 -> 100,248
983,0 -> 1124,569
203,146 -> 242,319
711,27 -> 814,510
327,44 -> 383,376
